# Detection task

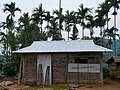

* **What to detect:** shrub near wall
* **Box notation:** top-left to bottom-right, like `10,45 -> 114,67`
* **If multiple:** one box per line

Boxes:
103,64 -> 110,78
3,64 -> 16,76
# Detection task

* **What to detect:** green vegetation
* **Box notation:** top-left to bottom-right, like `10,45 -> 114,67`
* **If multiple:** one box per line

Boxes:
53,87 -> 68,90
32,85 -> 69,90
103,64 -> 110,78
2,64 -> 16,76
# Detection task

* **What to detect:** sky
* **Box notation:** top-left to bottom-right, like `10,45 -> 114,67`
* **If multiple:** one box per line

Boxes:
0,0 -> 120,38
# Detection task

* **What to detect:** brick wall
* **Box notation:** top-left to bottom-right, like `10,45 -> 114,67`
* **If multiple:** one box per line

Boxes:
52,52 -> 102,84
109,63 -> 120,78
22,52 -> 102,84
52,53 -> 67,84
23,54 -> 37,83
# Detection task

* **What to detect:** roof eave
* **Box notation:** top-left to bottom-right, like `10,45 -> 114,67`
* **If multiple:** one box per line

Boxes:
13,50 -> 112,54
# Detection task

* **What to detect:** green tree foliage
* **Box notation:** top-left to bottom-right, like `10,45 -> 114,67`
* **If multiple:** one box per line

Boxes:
17,12 -> 47,48
47,18 -> 63,40
103,64 -> 110,78
104,27 -> 119,48
32,3 -> 45,32
64,10 -> 76,40
86,15 -> 95,38
70,25 -> 79,40
53,8 -> 64,31
44,11 -> 53,39
0,2 -> 21,76
77,4 -> 92,39
1,2 -> 21,55
3,2 -> 21,31
107,0 -> 120,56
95,9 -> 106,37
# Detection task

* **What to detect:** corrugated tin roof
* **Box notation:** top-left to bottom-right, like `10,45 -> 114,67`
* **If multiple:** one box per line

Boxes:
113,56 -> 120,62
106,56 -> 120,63
14,40 -> 112,53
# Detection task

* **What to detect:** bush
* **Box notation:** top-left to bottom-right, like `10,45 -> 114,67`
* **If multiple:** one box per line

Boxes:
2,64 -> 16,76
103,65 -> 110,78
0,54 -> 20,77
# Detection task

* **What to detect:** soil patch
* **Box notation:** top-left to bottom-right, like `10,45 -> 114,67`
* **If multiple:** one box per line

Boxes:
0,78 -> 120,90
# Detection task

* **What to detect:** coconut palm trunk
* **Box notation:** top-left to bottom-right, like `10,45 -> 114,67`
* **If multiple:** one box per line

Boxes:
90,28 -> 93,38
68,31 -> 70,41
106,13 -> 109,30
82,19 -> 85,39
100,27 -> 103,45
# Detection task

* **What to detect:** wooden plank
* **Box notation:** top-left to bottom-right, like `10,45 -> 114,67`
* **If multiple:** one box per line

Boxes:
18,60 -> 22,84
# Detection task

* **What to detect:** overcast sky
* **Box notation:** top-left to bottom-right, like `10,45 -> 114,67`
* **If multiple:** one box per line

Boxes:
0,0 -> 120,38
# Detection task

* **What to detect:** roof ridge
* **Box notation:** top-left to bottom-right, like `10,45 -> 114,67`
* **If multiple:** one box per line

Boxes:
33,40 -> 93,43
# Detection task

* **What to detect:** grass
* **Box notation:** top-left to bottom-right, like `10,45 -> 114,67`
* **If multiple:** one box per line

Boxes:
0,72 -> 4,83
0,79 -> 3,83
32,85 -> 69,90
33,87 -> 68,90
53,86 -> 68,90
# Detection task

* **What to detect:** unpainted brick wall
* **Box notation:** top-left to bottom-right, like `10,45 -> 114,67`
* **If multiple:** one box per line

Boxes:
52,53 -> 67,84
22,52 -> 102,84
52,52 -> 102,84
23,54 -> 37,82
109,63 -> 120,78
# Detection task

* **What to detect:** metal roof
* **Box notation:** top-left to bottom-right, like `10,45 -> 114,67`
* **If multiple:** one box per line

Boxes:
106,56 -> 120,63
14,40 -> 112,53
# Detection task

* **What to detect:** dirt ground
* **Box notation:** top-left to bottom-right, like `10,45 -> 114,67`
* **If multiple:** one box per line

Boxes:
0,78 -> 120,90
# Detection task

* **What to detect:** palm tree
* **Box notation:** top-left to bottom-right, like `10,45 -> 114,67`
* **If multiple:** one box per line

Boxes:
97,1 -> 112,48
18,12 -> 47,48
95,9 -> 106,38
64,10 -> 75,40
77,4 -> 92,39
3,2 -> 21,32
86,15 -> 95,38
93,37 -> 106,46
95,9 -> 106,46
3,2 -> 21,17
44,11 -> 53,39
104,27 -> 119,49
53,8 -> 64,32
28,24 -> 47,41
0,28 -> 19,55
98,1 -> 111,30
47,18 -> 63,40
2,2 -> 21,55
18,12 -> 30,27
32,3 -> 45,32
107,0 -> 120,55
17,12 -> 31,47
69,24 -> 79,40
107,0 -> 120,30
